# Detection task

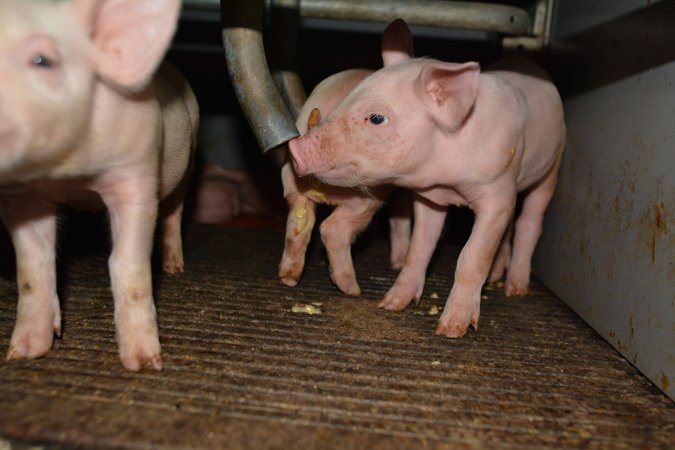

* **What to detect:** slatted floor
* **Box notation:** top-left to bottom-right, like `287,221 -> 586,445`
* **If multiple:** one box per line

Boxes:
0,220 -> 673,449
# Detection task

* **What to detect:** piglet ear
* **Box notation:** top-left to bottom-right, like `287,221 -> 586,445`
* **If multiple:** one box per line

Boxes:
417,61 -> 480,132
382,19 -> 414,67
72,0 -> 181,91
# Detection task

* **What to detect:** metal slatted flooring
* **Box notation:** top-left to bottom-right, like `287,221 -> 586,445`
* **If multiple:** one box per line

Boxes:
0,222 -> 673,449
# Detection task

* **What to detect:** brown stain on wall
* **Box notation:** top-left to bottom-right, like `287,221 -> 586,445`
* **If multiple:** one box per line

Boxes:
649,201 -> 668,264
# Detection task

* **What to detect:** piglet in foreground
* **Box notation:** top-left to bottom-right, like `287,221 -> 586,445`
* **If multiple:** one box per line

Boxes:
289,19 -> 565,338
279,20 -> 414,295
0,0 -> 198,370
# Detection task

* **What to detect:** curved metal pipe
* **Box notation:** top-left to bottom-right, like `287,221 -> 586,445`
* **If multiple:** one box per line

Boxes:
221,0 -> 299,152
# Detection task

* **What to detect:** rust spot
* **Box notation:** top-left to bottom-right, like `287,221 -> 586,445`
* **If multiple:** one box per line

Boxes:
661,372 -> 670,391
654,202 -> 666,233
649,202 -> 668,264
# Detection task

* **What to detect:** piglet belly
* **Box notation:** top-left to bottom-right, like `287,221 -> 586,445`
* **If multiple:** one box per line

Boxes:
417,186 -> 468,208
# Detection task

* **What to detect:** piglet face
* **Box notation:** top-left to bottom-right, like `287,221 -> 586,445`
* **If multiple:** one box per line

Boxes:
288,58 -> 480,189
289,64 -> 426,188
0,0 -> 94,182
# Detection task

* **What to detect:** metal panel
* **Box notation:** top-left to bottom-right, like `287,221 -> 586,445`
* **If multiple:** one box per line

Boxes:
534,59 -> 675,400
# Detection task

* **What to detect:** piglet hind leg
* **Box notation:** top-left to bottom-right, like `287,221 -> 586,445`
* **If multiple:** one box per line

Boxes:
379,195 -> 447,311
102,181 -> 163,371
506,166 -> 559,297
159,189 -> 186,274
2,201 -> 61,361
487,218 -> 513,283
436,198 -> 513,338
388,188 -> 412,270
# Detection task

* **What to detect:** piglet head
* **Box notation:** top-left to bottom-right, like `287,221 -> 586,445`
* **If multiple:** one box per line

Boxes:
0,0 -> 180,183
288,58 -> 480,189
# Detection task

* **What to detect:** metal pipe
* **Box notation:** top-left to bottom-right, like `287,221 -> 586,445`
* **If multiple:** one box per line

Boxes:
298,0 -> 531,35
268,0 -> 307,118
196,0 -> 533,35
273,71 -> 307,118
221,0 -> 299,152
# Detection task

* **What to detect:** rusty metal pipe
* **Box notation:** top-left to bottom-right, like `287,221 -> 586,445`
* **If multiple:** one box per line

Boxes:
221,0 -> 299,152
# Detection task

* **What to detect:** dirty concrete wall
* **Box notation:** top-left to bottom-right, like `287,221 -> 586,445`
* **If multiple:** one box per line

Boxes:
534,0 -> 674,400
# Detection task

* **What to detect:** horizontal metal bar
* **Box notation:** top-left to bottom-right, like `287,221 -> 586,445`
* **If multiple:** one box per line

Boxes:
186,0 -> 532,35
298,0 -> 531,35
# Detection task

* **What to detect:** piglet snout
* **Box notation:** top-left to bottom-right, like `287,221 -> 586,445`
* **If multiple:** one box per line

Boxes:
288,136 -> 309,177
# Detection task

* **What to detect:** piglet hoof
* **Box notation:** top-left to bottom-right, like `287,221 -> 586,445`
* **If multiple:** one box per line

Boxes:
505,283 -> 528,297
338,282 -> 361,297
505,273 -> 530,297
6,335 -> 53,361
377,293 -> 414,311
117,317 -> 163,371
119,340 -> 163,372
7,308 -> 61,361
163,261 -> 185,275
278,275 -> 299,288
435,304 -> 480,338
278,263 -> 302,287
162,249 -> 185,274
331,272 -> 361,297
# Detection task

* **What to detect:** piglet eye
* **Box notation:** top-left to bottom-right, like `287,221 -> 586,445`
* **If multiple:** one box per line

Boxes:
368,113 -> 387,125
31,54 -> 54,68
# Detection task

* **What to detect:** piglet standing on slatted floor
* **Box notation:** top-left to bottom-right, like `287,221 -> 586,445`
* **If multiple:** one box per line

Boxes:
289,19 -> 566,338
278,20 -> 415,296
0,0 -> 198,371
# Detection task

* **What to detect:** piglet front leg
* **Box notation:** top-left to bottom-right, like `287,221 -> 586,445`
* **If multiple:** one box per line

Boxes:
379,195 -> 447,310
278,191 -> 317,287
319,194 -> 385,296
436,194 -> 514,338
1,197 -> 61,360
101,175 -> 162,372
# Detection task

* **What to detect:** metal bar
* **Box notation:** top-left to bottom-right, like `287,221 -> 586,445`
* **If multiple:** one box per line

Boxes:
299,0 -> 531,34
193,0 -> 532,35
269,0 -> 307,118
221,0 -> 299,152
